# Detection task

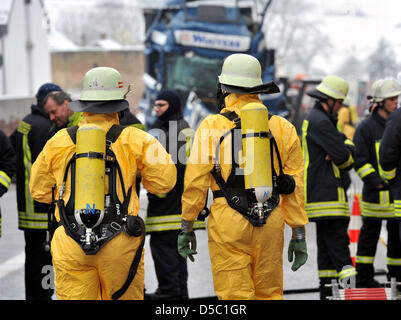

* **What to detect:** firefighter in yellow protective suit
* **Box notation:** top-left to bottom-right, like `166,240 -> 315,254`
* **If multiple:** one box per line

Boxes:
337,98 -> 356,140
178,54 -> 309,300
29,67 -> 176,300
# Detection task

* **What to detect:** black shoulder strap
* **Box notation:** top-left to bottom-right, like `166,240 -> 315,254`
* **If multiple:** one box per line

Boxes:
220,111 -> 240,129
220,110 -> 239,122
220,110 -> 273,121
66,124 -> 126,145
216,111 -> 242,188
67,125 -> 79,144
106,124 -> 126,145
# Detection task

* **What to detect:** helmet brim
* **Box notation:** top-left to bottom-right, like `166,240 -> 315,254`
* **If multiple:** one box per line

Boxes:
69,99 -> 129,114
306,88 -> 330,101
220,81 -> 280,95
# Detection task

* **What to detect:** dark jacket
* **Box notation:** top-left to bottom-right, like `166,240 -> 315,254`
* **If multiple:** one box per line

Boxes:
354,111 -> 394,218
0,129 -> 16,195
0,128 -> 16,237
146,113 -> 205,233
379,107 -> 401,218
9,104 -> 53,230
301,102 -> 355,221
119,109 -> 146,131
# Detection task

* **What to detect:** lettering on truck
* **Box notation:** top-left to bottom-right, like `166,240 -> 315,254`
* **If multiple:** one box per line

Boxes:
174,30 -> 251,52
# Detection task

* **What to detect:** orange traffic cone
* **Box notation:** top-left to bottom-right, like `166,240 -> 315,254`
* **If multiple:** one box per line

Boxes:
348,194 -> 362,266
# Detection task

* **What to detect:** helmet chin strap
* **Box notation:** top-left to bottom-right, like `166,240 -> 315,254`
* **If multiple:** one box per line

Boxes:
216,83 -> 230,111
328,99 -> 337,115
323,99 -> 336,115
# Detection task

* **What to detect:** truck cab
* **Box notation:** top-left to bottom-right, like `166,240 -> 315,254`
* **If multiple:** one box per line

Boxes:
140,0 -> 286,129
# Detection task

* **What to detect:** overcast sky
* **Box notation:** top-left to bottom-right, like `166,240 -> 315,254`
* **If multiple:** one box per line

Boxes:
43,0 -> 401,75
286,0 -> 401,75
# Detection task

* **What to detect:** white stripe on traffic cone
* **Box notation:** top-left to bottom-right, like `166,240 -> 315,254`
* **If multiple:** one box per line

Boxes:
348,194 -> 363,266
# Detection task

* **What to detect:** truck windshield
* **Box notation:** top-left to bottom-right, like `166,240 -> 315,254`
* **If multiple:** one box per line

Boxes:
165,53 -> 222,98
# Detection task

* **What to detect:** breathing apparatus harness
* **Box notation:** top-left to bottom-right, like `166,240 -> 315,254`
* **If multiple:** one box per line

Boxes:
46,124 -> 145,299
211,111 -> 295,227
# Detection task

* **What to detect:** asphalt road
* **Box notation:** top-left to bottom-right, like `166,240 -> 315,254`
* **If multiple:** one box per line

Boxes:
0,172 -> 389,300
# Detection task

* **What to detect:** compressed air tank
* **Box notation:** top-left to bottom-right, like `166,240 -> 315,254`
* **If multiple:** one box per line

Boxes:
74,124 -> 106,229
241,102 -> 273,204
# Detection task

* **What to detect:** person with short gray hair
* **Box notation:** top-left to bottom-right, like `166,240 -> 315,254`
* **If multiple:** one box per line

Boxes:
44,91 -> 82,129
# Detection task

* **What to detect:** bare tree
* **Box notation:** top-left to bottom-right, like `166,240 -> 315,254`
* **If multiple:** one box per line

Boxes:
54,2 -> 144,46
367,37 -> 399,79
336,55 -> 366,80
261,0 -> 332,77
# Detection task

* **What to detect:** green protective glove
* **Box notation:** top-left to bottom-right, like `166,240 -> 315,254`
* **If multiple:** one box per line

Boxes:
177,231 -> 197,262
288,239 -> 308,271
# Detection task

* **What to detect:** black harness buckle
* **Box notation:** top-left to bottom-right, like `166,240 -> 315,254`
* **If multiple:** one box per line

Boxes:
110,221 -> 122,232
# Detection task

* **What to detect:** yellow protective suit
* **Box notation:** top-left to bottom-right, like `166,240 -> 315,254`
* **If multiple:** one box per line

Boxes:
337,106 -> 356,140
30,112 -> 176,300
181,94 -> 308,300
